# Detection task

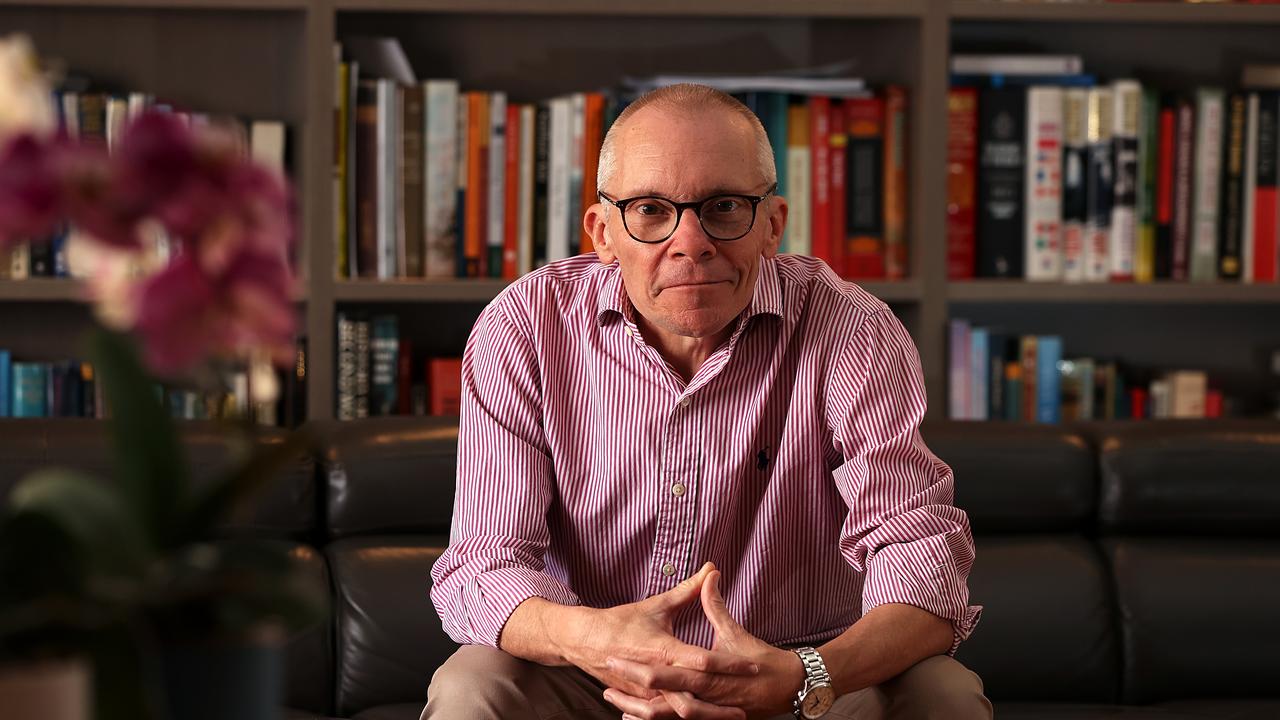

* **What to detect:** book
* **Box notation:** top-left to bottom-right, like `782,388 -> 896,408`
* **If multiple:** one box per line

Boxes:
377,79 -> 398,280
969,327 -> 989,421
949,319 -> 970,420
951,54 -> 1084,77
844,97 -> 883,277
883,86 -> 909,280
400,84 -> 425,278
1219,92 -> 1247,280
1084,87 -> 1114,283
1254,92 -> 1279,283
977,86 -> 1026,278
1110,80 -> 1141,282
370,314 -> 399,416
428,357 -> 463,416
1036,335 -> 1063,424
424,79 -> 460,279
787,102 -> 812,257
1190,88 -> 1224,282
11,363 -> 48,418
1025,86 -> 1064,281
947,88 -> 978,280
1062,88 -> 1088,283
0,350 -> 9,417
1155,96 -> 1177,279
810,95 -> 832,263
547,96 -> 572,262
1172,98 -> 1196,281
488,91 -> 507,277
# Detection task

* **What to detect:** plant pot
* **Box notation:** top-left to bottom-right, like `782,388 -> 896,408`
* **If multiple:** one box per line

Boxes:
0,658 -> 91,720
160,628 -> 284,720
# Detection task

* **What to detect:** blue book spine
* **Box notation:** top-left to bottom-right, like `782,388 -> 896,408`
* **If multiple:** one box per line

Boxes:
969,327 -> 989,421
0,350 -> 10,417
763,92 -> 789,218
1037,335 -> 1064,423
12,363 -> 49,418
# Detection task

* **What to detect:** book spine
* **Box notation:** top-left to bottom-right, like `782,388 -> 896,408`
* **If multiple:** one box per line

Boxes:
464,91 -> 488,277
401,84 -> 425,278
969,327 -> 989,421
547,97 -> 572,262
810,95 -> 832,263
11,363 -> 48,418
1084,87 -> 1114,283
377,80 -> 398,280
977,86 -> 1026,278
503,102 -> 521,280
533,104 -> 550,268
844,97 -> 883,278
1154,98 -> 1176,279
354,81 -> 379,279
1020,335 -> 1038,423
336,313 -> 356,420
1190,88 -> 1224,282
1036,336 -> 1063,424
1242,93 -> 1258,283
1025,86 -> 1064,281
370,314 -> 399,417
948,319 -> 970,420
1137,88 -> 1160,283
1219,92 -> 1247,281
581,93 -> 606,254
1172,99 -> 1196,281
354,317 -> 370,419
0,350 -> 9,417
1254,92 -> 1279,283
455,94 -> 468,277
1062,88 -> 1088,283
787,102 -> 812,257
828,100 -> 848,276
567,93 -> 585,259
1110,80 -> 1141,282
518,104 -> 536,275
883,86 -> 909,280
946,88 -> 978,280
346,62 -> 361,279
424,79 -> 460,279
488,92 -> 507,277
765,93 -> 790,243
986,333 -> 1007,421
335,54 -> 350,278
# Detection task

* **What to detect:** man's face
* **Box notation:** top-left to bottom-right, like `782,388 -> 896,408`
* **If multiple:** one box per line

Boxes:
584,106 -> 787,341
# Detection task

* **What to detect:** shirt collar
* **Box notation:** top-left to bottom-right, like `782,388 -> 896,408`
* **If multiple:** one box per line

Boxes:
595,256 -> 784,326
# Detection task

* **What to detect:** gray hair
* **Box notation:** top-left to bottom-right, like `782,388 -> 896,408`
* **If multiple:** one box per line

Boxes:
596,83 -> 777,193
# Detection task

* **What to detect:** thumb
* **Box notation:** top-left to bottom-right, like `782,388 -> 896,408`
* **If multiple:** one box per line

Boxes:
651,562 -> 714,612
701,570 -> 743,641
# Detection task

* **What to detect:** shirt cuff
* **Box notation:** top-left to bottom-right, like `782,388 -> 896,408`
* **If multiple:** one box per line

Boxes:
469,566 -> 582,647
860,538 -> 982,656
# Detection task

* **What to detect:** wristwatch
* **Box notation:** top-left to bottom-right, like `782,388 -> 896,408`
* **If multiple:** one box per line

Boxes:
792,646 -> 835,719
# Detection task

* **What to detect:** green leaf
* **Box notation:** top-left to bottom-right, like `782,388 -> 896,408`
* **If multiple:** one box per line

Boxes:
180,426 -> 317,543
88,329 -> 188,549
8,469 -> 154,578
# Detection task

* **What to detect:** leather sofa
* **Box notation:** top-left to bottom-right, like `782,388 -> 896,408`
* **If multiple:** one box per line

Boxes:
1,417 -> 1277,719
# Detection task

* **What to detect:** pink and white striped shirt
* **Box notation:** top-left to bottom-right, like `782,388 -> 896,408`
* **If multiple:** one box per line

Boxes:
431,253 -> 981,654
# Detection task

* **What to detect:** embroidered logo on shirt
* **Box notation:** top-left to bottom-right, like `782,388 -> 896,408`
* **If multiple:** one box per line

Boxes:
757,445 -> 771,470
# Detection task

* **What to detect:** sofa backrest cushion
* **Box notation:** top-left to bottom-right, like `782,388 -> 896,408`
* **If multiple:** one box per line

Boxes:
922,423 -> 1096,533
317,418 -> 457,539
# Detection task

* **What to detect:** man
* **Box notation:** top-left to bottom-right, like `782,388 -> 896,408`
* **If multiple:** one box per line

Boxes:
427,84 -> 990,720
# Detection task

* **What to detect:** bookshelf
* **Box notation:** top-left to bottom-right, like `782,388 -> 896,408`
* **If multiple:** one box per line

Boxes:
1,0 -> 1278,423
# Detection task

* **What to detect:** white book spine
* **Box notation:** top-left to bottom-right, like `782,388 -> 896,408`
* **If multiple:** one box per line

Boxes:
1243,92 -> 1259,284
518,104 -> 536,275
250,121 -> 287,176
1062,88 -> 1088,283
1025,86 -> 1064,281
454,94 -> 468,275
1084,88 -> 1113,283
423,80 -> 459,279
488,92 -> 507,269
61,93 -> 79,137
1191,88 -> 1224,282
547,97 -> 572,262
1110,80 -> 1141,281
787,145 -> 811,256
376,79 -> 397,280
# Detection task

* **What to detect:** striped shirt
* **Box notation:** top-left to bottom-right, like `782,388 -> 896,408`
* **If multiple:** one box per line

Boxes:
431,253 -> 981,654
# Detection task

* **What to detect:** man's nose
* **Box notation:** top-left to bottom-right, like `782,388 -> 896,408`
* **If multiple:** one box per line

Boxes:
665,206 -> 717,260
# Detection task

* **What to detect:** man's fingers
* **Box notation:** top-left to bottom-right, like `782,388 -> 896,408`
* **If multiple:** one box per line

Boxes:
649,561 -> 715,612
700,570 -> 743,641
603,687 -> 678,720
666,646 -> 758,676
663,690 -> 748,720
604,687 -> 745,720
609,656 -> 719,696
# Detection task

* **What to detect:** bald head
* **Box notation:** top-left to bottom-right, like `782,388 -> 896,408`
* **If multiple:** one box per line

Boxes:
596,83 -> 777,193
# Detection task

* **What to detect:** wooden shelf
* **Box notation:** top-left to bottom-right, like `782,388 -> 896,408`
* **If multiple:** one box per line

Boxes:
333,0 -> 928,18
333,279 -> 511,303
855,280 -> 924,304
951,0 -> 1280,23
14,0 -> 311,9
948,280 -> 1280,304
0,279 -> 87,302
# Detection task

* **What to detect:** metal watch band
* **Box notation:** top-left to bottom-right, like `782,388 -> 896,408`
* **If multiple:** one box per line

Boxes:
792,646 -> 832,718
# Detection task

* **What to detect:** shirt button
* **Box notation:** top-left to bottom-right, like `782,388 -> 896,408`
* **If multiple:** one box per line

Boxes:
679,397 -> 691,408
661,563 -> 676,576
671,482 -> 686,497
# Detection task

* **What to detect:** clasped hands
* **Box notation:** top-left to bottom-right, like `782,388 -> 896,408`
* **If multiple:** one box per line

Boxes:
562,562 -> 806,720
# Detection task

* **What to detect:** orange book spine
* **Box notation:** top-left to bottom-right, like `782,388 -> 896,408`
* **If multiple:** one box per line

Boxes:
883,86 -> 909,279
464,92 -> 488,278
810,95 -> 832,263
845,96 -> 885,279
503,102 -> 521,280
428,357 -> 464,416
580,93 -> 605,254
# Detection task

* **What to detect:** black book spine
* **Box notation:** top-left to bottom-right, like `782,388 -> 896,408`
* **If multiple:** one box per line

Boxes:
1218,91 -> 1246,280
977,86 -> 1027,278
1171,99 -> 1195,281
1154,97 -> 1177,279
533,104 -> 550,269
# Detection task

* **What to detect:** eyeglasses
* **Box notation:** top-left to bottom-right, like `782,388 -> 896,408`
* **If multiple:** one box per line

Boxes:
597,183 -> 776,244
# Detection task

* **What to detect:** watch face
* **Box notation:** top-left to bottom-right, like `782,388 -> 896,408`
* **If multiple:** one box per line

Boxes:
802,685 -> 836,718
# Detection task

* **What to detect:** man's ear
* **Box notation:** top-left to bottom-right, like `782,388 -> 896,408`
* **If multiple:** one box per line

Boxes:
761,195 -> 788,259
585,202 -> 616,264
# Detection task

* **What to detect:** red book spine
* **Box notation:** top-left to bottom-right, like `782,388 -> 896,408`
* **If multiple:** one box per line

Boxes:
503,102 -> 521,280
828,101 -> 848,276
1205,389 -> 1224,418
883,85 -> 908,280
1253,93 -> 1278,283
1128,388 -> 1148,420
947,88 -> 978,280
810,95 -> 831,262
1155,106 -> 1175,278
427,357 -> 463,416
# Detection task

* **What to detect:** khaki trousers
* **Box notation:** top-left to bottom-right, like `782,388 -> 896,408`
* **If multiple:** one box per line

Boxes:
422,645 -> 992,720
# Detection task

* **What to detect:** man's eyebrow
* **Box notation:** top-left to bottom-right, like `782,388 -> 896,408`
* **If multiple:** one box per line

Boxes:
619,186 -> 762,200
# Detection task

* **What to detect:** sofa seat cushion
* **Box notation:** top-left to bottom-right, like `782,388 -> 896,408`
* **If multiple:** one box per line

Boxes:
1155,699 -> 1280,719
995,703 -> 1221,719
351,703 -> 425,720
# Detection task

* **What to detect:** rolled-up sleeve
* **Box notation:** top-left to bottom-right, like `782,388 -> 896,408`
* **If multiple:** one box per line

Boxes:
429,300 -> 580,647
826,309 -> 981,655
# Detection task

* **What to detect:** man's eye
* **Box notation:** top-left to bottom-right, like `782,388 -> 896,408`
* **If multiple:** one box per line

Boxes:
634,202 -> 668,216
710,198 -> 743,214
